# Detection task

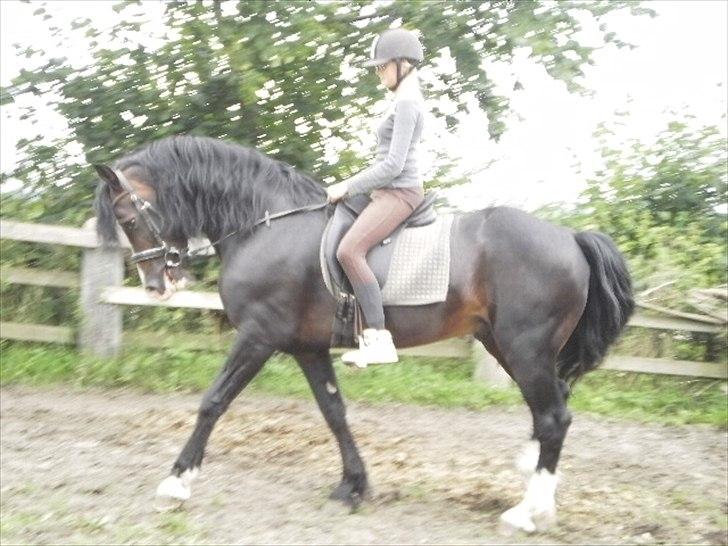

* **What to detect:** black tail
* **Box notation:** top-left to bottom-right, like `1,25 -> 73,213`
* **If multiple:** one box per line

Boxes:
557,231 -> 635,384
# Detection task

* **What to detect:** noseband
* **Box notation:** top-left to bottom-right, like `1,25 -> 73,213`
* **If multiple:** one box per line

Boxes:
111,170 -> 184,268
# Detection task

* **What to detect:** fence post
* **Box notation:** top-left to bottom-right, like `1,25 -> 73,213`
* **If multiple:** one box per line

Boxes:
472,340 -> 514,388
79,218 -> 124,358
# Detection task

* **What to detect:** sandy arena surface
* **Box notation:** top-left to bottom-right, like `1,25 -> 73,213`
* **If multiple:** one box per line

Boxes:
1,385 -> 726,545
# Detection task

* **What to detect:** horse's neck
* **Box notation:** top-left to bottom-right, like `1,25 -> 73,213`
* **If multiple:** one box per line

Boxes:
197,191 -> 292,245
208,195 -> 325,257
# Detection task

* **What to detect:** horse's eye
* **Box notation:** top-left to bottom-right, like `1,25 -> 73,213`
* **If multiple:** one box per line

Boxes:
122,218 -> 137,229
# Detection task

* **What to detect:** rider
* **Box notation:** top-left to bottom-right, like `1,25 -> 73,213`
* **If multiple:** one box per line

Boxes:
326,28 -> 426,366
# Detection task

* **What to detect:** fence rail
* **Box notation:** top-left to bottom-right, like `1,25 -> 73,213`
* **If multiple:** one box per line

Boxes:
2,218 -> 726,383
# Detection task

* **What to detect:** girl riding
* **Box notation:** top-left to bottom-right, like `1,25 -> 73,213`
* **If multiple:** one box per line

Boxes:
326,28 -> 426,366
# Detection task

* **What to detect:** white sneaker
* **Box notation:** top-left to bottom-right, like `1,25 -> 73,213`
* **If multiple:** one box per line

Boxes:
341,328 -> 399,368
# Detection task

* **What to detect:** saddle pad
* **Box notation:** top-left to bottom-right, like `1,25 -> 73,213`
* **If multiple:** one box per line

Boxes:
381,214 -> 454,305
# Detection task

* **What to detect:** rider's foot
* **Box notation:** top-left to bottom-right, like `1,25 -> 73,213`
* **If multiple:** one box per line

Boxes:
341,328 -> 399,368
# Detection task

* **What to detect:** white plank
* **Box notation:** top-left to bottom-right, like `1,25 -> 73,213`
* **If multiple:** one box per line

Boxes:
628,313 -> 723,334
97,288 -> 724,335
602,355 -> 727,379
124,330 -> 235,351
1,219 -> 99,248
0,321 -> 74,344
1,267 -> 79,288
100,286 -> 224,310
636,301 -> 725,325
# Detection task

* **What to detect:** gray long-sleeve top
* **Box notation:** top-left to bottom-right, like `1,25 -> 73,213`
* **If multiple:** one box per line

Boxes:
344,97 -> 425,196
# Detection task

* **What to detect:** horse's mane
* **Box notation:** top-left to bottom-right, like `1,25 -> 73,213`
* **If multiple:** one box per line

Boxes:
94,135 -> 327,243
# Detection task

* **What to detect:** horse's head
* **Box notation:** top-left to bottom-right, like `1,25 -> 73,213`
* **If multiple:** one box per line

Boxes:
94,164 -> 189,300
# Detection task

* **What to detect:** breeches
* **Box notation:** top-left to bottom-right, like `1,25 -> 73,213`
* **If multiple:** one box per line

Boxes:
336,186 -> 425,328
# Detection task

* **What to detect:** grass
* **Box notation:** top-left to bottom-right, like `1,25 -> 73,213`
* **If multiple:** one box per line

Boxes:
1,340 -> 726,427
0,485 -> 207,545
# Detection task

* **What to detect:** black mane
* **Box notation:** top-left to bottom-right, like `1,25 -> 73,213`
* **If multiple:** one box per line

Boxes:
94,135 -> 327,243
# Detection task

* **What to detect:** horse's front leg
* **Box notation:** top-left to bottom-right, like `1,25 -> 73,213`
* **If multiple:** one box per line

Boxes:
155,331 -> 274,508
294,349 -> 368,508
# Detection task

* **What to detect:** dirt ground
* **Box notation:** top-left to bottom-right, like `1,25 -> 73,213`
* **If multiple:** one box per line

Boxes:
0,385 -> 726,545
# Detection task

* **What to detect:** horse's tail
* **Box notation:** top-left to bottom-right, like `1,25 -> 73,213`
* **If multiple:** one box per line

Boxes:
557,231 -> 635,384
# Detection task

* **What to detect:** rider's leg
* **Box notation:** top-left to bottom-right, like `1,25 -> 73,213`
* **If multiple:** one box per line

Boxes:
336,187 -> 424,364
336,188 -> 416,327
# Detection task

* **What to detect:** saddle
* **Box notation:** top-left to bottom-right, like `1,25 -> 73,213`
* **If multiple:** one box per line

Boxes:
321,191 -> 439,347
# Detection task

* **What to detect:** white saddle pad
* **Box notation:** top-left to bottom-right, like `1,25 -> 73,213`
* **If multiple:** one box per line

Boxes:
381,214 -> 454,305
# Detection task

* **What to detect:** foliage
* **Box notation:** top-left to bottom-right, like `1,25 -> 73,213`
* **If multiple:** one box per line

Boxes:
1,0 -> 647,226
537,118 -> 728,309
1,0 -> 652,331
2,341 -> 725,427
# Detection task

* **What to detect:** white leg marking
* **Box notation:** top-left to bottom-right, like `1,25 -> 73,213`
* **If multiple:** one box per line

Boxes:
500,469 -> 559,534
516,440 -> 540,477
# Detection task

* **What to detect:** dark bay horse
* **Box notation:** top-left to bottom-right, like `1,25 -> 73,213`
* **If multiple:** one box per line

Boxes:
93,135 -> 634,533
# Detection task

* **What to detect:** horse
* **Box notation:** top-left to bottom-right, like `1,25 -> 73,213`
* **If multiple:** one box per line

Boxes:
93,134 -> 634,533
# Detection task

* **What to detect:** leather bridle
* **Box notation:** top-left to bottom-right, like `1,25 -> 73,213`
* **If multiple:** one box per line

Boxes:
110,169 -> 329,267
111,169 -> 184,268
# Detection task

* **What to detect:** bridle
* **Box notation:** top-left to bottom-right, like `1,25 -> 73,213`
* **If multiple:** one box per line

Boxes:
110,169 -> 329,268
111,169 -> 183,268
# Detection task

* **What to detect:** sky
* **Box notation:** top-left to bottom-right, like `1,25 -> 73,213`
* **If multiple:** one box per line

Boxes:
1,0 -> 726,212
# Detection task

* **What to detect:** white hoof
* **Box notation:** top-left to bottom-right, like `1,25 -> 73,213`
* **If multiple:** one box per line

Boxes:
532,506 -> 557,531
499,503 -> 556,534
499,469 -> 559,534
154,469 -> 197,511
499,502 -> 536,534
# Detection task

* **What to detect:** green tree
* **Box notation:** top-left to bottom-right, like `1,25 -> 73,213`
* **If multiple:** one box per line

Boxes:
2,0 -> 651,225
539,118 -> 727,307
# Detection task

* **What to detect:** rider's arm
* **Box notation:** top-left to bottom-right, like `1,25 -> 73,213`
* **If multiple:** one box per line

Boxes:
344,98 -> 421,196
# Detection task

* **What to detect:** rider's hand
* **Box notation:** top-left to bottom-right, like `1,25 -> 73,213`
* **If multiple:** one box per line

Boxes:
326,182 -> 349,203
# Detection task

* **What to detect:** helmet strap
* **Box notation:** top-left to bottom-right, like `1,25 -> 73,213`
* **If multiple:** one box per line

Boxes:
391,58 -> 416,92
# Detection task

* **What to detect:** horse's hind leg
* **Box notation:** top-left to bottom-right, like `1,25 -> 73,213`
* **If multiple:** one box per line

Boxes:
294,349 -> 368,508
155,331 -> 274,508
492,328 -> 572,534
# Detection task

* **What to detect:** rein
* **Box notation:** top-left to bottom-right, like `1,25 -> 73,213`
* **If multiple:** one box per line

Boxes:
186,201 -> 330,260
112,169 -> 329,266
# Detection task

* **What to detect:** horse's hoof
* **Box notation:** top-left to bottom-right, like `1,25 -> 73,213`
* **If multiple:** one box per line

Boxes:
153,493 -> 185,513
329,478 -> 368,511
499,503 -> 556,535
154,473 -> 192,512
532,507 -> 557,531
498,504 -> 536,535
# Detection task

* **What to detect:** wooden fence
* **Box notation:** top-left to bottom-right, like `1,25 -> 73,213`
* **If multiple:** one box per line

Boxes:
1,219 -> 726,385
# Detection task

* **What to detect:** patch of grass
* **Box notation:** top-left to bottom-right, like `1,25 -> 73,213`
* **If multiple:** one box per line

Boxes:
570,370 -> 728,427
254,353 -> 523,410
70,515 -> 108,535
0,341 -> 522,411
0,510 -> 44,537
1,340 -> 725,427
155,511 -> 207,544
157,512 -> 192,536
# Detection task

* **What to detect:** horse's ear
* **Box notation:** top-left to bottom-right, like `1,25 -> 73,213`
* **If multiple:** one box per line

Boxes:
93,164 -> 122,192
